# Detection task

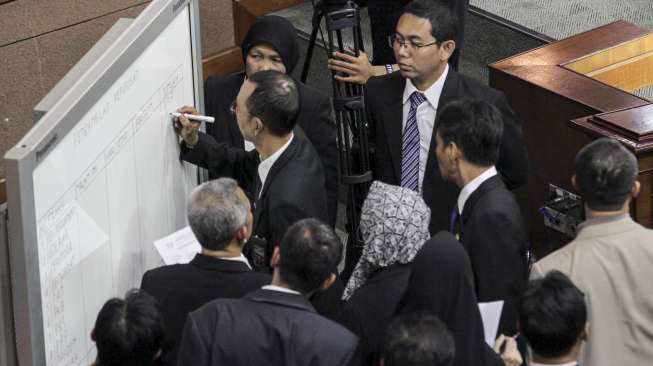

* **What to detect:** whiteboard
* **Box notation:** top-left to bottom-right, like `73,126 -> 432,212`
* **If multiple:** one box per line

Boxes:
4,1 -> 203,365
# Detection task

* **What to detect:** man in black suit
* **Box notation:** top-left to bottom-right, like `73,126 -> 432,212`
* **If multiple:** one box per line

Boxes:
175,70 -> 328,272
204,15 -> 338,226
177,218 -> 359,366
365,0 -> 528,234
329,0 -> 469,83
140,178 -> 271,365
435,99 -> 528,336
519,271 -> 587,366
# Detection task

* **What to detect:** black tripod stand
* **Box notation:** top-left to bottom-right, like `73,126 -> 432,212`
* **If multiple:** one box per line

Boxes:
305,1 -> 373,280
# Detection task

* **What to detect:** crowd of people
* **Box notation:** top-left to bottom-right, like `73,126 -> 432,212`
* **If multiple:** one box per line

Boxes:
87,1 -> 653,365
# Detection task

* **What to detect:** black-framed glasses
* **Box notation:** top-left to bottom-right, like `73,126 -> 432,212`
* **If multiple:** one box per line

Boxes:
388,34 -> 438,51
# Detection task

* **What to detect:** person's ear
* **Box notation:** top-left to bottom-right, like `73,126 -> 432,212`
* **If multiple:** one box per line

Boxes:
583,321 -> 591,340
440,39 -> 456,61
631,180 -> 641,198
571,175 -> 579,191
447,142 -> 462,162
252,117 -> 264,137
270,246 -> 281,268
235,226 -> 248,246
320,273 -> 337,290
379,358 -> 385,366
90,328 -> 96,342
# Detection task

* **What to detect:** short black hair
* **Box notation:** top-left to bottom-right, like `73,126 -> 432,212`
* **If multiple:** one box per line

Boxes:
247,70 -> 300,137
278,218 -> 343,293
574,138 -> 638,211
382,312 -> 455,366
94,290 -> 164,366
519,271 -> 587,359
437,99 -> 504,166
402,0 -> 457,44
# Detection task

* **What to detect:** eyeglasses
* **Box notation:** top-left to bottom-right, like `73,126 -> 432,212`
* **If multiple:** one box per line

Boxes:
229,100 -> 237,115
388,34 -> 438,51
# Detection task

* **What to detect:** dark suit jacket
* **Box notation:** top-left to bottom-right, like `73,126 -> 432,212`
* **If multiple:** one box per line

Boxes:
180,131 -> 328,270
366,69 -> 528,233
459,175 -> 528,336
140,254 -> 271,366
204,72 -> 338,226
177,289 -> 360,366
338,264 -> 411,366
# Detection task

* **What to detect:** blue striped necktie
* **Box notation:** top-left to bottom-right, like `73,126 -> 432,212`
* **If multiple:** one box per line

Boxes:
401,91 -> 426,191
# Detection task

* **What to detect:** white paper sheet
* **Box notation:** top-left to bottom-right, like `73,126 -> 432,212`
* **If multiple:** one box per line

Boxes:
478,300 -> 504,347
153,226 -> 201,265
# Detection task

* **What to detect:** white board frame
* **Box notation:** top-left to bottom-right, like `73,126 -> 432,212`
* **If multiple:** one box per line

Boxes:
4,0 -> 203,364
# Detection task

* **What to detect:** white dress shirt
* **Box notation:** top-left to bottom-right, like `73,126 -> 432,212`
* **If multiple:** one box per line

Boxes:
219,253 -> 251,269
256,133 -> 294,198
262,285 -> 301,295
457,166 -> 498,214
402,64 -> 449,192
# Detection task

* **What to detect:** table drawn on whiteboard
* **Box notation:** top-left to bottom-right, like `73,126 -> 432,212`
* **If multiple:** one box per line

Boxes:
34,63 -> 192,366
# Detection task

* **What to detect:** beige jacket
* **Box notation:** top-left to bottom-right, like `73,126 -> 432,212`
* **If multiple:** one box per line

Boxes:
531,215 -> 653,366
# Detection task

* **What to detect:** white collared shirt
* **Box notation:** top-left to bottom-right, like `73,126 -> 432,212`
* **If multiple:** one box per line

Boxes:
219,253 -> 251,269
402,64 -> 449,192
262,285 -> 301,295
457,166 -> 498,214
256,133 -> 294,198
530,362 -> 578,366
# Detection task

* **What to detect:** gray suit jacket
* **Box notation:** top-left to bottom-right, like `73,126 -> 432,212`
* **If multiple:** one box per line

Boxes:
531,215 -> 653,366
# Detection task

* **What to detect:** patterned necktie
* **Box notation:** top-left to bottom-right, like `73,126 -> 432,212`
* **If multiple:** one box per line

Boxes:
449,205 -> 461,241
401,91 -> 426,191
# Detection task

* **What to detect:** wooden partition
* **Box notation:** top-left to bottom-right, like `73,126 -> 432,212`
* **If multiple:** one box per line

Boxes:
489,21 -> 653,258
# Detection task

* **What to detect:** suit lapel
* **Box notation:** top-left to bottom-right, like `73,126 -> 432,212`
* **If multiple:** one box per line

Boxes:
383,73 -> 408,181
460,175 -> 504,225
252,137 -> 299,232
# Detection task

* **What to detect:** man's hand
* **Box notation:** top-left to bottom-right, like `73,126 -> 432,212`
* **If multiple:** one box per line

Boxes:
328,51 -> 376,84
173,105 -> 200,146
494,334 -> 523,366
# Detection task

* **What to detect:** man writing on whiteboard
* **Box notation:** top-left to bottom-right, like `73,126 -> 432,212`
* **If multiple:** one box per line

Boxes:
204,15 -> 338,227
174,70 -> 328,275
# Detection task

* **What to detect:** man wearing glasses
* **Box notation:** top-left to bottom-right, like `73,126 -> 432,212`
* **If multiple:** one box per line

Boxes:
366,0 -> 529,234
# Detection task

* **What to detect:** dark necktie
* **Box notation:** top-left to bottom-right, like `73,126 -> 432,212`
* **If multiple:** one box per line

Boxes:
401,91 -> 426,191
449,205 -> 461,241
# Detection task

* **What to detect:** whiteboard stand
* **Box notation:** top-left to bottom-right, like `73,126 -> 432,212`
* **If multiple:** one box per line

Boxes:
5,0 -> 203,364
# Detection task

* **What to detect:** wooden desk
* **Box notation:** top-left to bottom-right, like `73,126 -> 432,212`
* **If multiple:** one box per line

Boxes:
489,21 -> 653,257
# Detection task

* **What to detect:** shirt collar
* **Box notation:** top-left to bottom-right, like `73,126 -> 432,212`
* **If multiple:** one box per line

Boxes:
457,166 -> 498,214
257,133 -> 294,191
403,63 -> 449,107
529,362 -> 578,366
261,284 -> 301,295
218,253 -> 251,269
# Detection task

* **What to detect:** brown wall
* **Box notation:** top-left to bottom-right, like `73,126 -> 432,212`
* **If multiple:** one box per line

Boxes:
0,0 -> 235,177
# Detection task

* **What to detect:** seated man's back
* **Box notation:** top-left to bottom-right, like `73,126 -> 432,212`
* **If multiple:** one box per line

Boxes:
179,289 -> 358,366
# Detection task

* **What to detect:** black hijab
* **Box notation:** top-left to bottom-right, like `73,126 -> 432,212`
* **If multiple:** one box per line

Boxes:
396,232 -> 502,366
241,15 -> 300,73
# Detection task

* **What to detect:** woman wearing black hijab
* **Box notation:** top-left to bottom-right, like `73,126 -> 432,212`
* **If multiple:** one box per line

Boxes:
396,232 -> 504,366
203,15 -> 338,228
